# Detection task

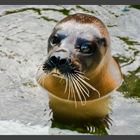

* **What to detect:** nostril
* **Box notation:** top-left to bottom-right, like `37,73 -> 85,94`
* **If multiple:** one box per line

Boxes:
59,58 -> 68,65
49,56 -> 70,66
49,56 -> 59,65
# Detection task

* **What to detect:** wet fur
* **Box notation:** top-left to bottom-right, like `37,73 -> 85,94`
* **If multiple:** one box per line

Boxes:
36,13 -> 122,120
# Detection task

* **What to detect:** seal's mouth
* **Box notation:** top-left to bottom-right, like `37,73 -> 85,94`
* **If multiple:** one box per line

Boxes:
41,59 -> 101,106
51,72 -> 60,76
42,58 -> 78,76
50,68 -> 63,78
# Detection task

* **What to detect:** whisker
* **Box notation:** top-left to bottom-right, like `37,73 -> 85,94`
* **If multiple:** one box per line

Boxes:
76,73 -> 89,80
67,74 -> 71,100
37,75 -> 42,83
70,76 -> 77,108
70,75 -> 77,107
75,70 -> 85,75
43,73 -> 48,87
59,77 -> 63,83
70,74 -> 75,98
71,76 -> 87,105
64,75 -> 68,94
38,74 -> 44,86
72,74 -> 90,97
74,74 -> 101,98
41,74 -> 45,88
70,75 -> 84,105
69,75 -> 74,100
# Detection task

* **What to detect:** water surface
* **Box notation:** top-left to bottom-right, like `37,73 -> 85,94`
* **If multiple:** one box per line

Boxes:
0,5 -> 140,135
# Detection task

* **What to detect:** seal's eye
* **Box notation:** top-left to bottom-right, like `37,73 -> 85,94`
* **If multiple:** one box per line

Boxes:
80,43 -> 93,54
50,35 -> 61,46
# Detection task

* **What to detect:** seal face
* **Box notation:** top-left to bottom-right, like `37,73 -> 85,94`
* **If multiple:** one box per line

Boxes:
44,14 -> 109,76
36,13 -> 122,120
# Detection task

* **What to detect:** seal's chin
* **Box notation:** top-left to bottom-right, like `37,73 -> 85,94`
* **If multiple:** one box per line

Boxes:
50,68 -> 64,79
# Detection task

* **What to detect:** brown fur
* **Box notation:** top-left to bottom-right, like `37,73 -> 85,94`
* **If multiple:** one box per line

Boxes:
57,13 -> 110,46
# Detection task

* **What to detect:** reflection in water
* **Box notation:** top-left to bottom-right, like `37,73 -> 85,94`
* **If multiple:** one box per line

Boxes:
48,95 -> 114,135
51,114 -> 112,135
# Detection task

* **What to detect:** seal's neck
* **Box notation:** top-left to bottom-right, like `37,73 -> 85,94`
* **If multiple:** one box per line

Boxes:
87,51 -> 122,97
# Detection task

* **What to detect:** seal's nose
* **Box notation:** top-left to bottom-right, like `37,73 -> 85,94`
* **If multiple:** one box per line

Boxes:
49,56 -> 68,67
49,56 -> 59,66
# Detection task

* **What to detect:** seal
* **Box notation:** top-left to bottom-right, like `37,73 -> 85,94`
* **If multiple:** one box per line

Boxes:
36,13 -> 122,122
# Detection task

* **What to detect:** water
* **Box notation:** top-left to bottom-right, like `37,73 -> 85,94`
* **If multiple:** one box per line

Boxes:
0,5 -> 140,135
